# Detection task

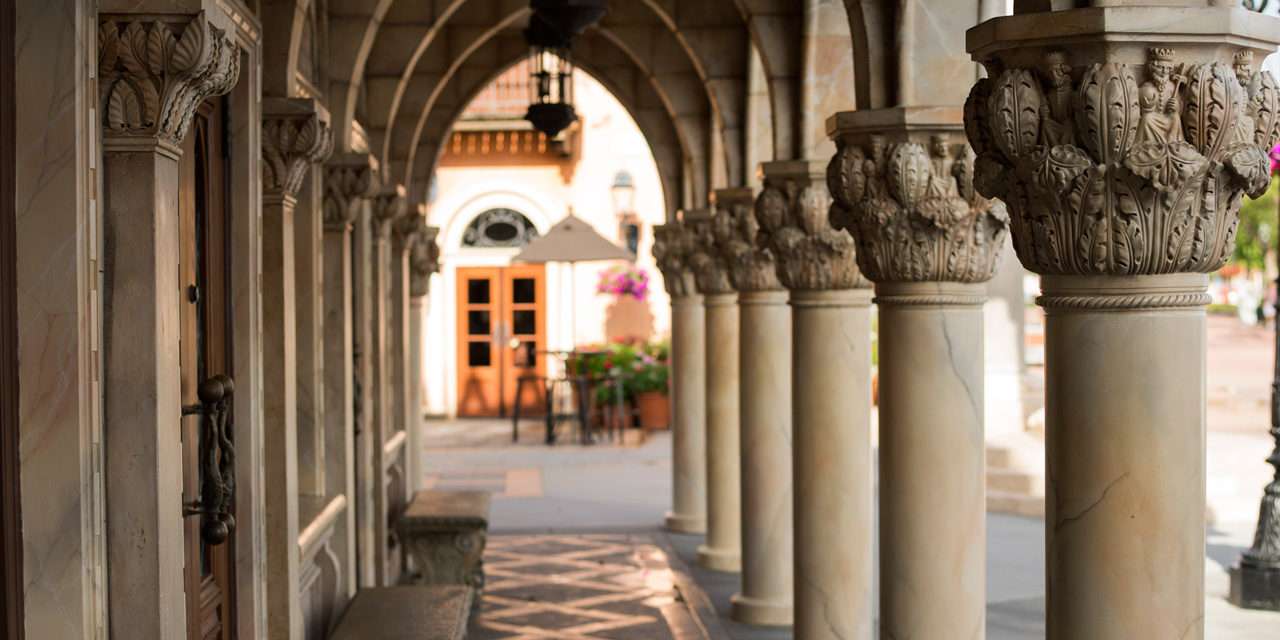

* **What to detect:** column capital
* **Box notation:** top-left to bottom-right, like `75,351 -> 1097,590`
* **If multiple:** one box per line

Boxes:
371,184 -> 407,239
98,11 -> 241,149
759,161 -> 869,291
827,108 -> 1009,284
323,153 -> 380,231
262,97 -> 333,202
410,226 -> 442,298
653,221 -> 698,298
392,205 -> 426,252
682,209 -> 735,296
964,8 -> 1280,277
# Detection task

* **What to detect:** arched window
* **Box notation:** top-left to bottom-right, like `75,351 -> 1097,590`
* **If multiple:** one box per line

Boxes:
461,208 -> 540,248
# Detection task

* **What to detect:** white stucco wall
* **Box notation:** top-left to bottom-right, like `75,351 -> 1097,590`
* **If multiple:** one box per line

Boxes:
421,71 -> 671,417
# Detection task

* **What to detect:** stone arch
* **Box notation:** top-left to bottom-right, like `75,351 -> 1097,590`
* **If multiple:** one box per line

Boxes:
327,0 -> 398,150
731,0 -> 804,160
406,30 -> 689,217
260,0 -> 313,96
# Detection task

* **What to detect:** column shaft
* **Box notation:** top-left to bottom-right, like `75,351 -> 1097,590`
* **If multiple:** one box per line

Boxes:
102,142 -> 188,640
370,232 -> 392,582
408,296 -> 427,490
1042,274 -> 1206,639
877,281 -> 986,640
667,293 -> 707,533
352,209 -> 377,588
262,194 -> 303,640
731,289 -> 793,626
698,292 -> 741,571
322,222 -> 357,597
791,289 -> 873,640
295,166 -> 325,496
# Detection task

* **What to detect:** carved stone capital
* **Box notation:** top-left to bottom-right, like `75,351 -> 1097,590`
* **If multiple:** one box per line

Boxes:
392,205 -> 427,252
681,208 -> 734,296
98,12 -> 242,148
652,222 -> 698,298
410,226 -> 442,298
323,153 -> 380,230
372,185 -> 407,239
825,109 -> 1010,284
758,162 -> 868,291
262,98 -> 333,201
965,9 -> 1280,277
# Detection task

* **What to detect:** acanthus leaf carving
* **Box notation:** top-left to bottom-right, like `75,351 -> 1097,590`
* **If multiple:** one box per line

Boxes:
262,102 -> 334,200
966,46 -> 1280,276
683,209 -> 735,296
98,13 -> 241,145
410,225 -> 442,298
323,154 -> 380,229
766,172 -> 868,291
827,131 -> 1009,284
653,222 -> 698,297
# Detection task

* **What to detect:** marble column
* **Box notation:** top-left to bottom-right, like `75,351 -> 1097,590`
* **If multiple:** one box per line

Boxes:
690,190 -> 747,573
828,112 -> 1009,639
368,184 -> 406,584
666,265 -> 707,535
763,162 -> 874,640
966,9 -> 1280,637
296,164 -> 326,497
97,13 -> 239,640
261,97 -> 332,640
322,152 -> 379,598
408,226 -> 441,491
389,208 -> 418,505
351,193 -> 377,588
722,189 -> 793,626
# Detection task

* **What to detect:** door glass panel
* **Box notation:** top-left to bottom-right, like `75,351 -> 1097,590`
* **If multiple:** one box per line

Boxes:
468,342 -> 492,366
512,277 -> 536,303
467,279 -> 490,304
512,309 -> 536,335
467,310 -> 491,336
514,342 -> 537,368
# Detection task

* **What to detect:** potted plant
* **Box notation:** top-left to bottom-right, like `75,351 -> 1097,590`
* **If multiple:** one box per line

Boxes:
630,343 -> 670,430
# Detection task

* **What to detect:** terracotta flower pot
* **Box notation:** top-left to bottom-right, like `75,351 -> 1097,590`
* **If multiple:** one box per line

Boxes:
635,390 -> 670,430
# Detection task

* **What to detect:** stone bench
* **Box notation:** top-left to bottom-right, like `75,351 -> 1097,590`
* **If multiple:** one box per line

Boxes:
328,586 -> 473,640
397,490 -> 491,597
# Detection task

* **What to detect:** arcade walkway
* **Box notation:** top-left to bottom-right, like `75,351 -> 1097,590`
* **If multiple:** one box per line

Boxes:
421,421 -> 1279,639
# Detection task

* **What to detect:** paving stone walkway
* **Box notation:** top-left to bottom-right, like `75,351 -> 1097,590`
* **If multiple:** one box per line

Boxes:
471,533 -> 716,639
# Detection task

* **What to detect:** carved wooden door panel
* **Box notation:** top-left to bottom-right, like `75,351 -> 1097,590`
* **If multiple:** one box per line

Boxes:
179,98 -> 236,640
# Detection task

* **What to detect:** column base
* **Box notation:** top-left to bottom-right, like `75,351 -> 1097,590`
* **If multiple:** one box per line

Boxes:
696,545 -> 741,573
730,593 -> 792,626
1230,562 -> 1280,611
664,512 -> 706,534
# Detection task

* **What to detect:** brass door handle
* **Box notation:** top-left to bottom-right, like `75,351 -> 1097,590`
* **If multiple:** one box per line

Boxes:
182,374 -> 236,545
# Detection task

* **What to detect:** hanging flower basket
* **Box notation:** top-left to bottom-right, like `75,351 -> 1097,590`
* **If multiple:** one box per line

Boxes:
596,265 -> 650,302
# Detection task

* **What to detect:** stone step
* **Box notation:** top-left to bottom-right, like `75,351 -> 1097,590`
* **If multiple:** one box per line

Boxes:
987,490 -> 1045,518
987,468 -> 1043,495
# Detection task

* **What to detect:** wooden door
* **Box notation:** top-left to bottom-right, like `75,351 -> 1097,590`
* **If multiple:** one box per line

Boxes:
455,266 -> 546,417
179,98 -> 236,640
0,0 -> 22,633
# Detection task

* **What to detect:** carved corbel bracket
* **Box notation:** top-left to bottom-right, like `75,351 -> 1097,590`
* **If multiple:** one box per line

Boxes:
371,185 -> 407,239
98,12 -> 242,148
825,108 -> 1009,284
410,226 -> 442,298
964,10 -> 1280,276
758,162 -> 868,291
323,153 -> 380,231
262,97 -> 333,203
652,222 -> 698,298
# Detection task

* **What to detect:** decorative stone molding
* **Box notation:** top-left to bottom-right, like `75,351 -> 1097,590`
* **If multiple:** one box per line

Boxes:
826,111 -> 1009,284
965,22 -> 1280,277
410,226 -> 442,298
652,222 -> 698,297
323,153 -> 380,230
371,185 -> 407,238
262,97 -> 333,201
98,12 -> 241,146
760,161 -> 868,291
681,209 -> 734,296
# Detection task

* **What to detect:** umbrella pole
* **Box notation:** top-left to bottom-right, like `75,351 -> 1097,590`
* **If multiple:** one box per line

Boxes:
569,261 -> 577,350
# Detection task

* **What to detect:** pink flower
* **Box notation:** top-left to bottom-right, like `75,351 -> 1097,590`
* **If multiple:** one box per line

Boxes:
1270,143 -> 1280,174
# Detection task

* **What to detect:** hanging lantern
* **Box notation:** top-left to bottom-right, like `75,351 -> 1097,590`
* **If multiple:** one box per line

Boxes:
523,0 -> 608,138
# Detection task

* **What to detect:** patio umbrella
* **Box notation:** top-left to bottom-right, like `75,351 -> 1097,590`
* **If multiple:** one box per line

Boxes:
513,212 -> 633,348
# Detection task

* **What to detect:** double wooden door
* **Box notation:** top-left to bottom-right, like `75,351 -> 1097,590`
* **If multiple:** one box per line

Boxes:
178,97 -> 236,640
456,266 -> 546,417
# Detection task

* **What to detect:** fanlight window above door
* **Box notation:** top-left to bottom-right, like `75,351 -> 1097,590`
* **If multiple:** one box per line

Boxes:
462,208 -> 540,248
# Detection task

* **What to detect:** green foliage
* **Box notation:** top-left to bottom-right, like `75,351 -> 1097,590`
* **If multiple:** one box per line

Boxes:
1232,176 -> 1280,273
1207,303 -> 1240,316
566,341 -> 670,404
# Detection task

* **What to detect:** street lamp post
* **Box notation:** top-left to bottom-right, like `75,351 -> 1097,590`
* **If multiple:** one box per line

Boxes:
1230,184 -> 1280,611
